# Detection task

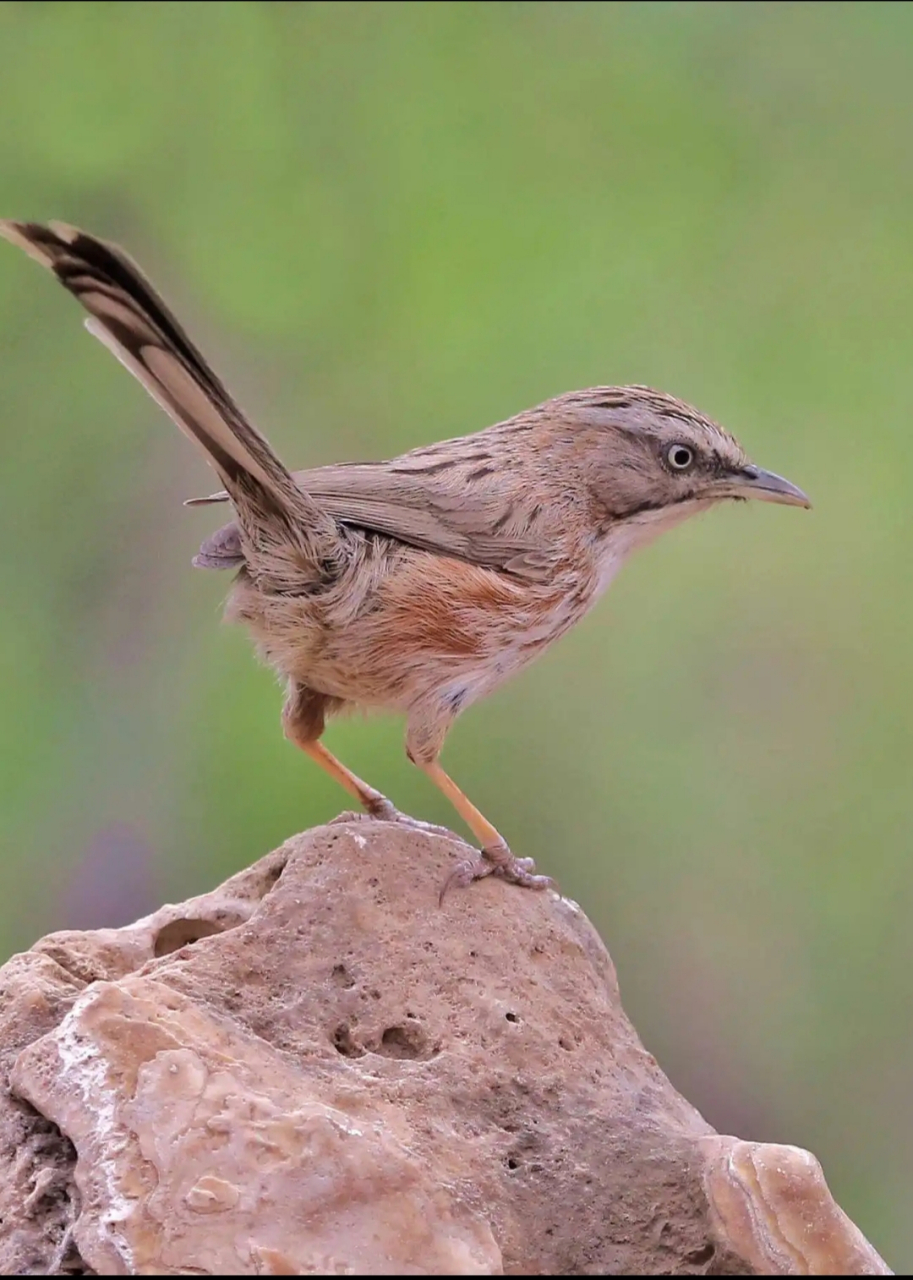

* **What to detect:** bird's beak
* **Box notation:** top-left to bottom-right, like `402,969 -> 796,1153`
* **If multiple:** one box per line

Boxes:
728,465 -> 812,509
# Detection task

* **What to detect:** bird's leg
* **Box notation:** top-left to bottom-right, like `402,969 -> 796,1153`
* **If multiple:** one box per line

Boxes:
300,740 -> 455,838
419,760 -> 554,899
283,682 -> 398,820
297,737 -> 398,819
405,704 -> 554,899
283,682 -> 452,834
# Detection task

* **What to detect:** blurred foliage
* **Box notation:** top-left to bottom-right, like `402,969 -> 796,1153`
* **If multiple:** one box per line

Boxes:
0,0 -> 911,1266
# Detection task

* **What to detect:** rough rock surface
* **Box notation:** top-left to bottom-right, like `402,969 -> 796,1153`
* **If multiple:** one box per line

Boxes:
0,815 -> 893,1276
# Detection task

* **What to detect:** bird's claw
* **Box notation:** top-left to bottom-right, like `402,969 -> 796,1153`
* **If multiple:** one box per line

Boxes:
439,848 -> 555,904
364,799 -> 456,840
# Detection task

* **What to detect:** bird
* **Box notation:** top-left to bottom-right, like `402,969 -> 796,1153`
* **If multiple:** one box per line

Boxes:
0,221 -> 810,896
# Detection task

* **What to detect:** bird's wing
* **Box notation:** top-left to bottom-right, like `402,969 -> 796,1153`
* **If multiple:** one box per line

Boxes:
190,458 -> 551,580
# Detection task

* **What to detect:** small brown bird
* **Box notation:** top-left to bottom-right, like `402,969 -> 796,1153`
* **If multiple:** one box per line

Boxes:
0,221 -> 810,894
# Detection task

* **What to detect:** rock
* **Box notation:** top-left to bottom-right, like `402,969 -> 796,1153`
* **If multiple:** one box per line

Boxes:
0,817 -> 893,1275
700,1137 -> 892,1276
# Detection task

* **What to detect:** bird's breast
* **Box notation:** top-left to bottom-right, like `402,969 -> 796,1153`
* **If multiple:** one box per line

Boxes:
592,523 -> 645,598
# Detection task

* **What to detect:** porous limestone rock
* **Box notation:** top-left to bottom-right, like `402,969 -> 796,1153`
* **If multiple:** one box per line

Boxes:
0,816 -> 893,1275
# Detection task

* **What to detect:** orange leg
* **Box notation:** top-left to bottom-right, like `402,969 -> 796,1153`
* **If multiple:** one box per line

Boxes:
298,739 -> 397,819
282,683 -> 399,820
283,684 -> 458,843
418,760 -> 555,899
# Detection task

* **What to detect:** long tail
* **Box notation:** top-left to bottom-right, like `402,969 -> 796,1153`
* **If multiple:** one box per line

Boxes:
0,220 -> 324,536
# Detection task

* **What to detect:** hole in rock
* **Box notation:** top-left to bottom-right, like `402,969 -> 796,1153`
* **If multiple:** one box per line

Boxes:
686,1242 -> 716,1266
506,1157 -> 520,1171
505,1011 -> 520,1023
154,917 -> 225,957
331,963 -> 356,988
332,1023 -> 365,1058
376,1024 -> 428,1060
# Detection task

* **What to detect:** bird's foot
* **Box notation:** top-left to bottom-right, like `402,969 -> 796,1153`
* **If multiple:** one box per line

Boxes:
440,842 -> 555,904
357,796 -> 456,841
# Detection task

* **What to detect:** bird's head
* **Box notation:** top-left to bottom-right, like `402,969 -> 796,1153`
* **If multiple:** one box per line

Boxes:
550,386 -> 810,531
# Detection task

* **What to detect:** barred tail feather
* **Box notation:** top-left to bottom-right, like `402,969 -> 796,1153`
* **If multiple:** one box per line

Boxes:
0,220 -> 316,527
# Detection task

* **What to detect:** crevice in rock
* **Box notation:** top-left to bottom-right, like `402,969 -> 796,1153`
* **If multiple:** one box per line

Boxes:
51,1222 -> 94,1276
5,1107 -> 93,1275
257,859 -> 286,894
30,945 -> 110,990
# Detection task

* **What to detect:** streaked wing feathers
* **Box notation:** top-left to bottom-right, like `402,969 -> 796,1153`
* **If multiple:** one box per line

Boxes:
192,462 -> 550,580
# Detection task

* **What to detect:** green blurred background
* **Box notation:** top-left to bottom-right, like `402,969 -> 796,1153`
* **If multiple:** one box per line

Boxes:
0,0 -> 910,1266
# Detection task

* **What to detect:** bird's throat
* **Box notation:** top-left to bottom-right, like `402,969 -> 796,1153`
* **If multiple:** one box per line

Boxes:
592,498 -> 716,598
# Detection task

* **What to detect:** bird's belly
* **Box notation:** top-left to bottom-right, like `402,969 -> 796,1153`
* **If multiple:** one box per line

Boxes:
228,548 -> 595,714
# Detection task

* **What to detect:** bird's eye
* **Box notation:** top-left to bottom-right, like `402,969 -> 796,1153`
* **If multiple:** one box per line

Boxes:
666,444 -> 695,471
